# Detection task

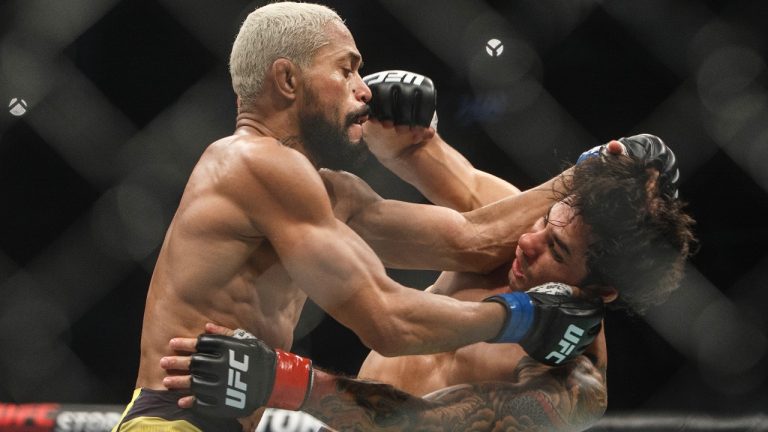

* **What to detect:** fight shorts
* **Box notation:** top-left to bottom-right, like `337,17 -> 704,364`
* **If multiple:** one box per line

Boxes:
111,388 -> 241,432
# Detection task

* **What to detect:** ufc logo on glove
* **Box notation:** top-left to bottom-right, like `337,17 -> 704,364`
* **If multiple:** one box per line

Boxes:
226,350 -> 249,409
545,325 -> 585,365
363,70 -> 426,86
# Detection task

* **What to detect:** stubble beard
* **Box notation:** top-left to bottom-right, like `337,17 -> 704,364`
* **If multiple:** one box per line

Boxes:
297,84 -> 369,171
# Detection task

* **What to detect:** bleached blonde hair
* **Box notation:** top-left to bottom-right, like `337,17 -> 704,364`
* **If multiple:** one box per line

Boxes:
230,2 -> 343,103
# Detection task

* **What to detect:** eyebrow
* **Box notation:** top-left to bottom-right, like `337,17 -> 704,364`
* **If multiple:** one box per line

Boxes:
545,205 -> 572,258
344,51 -> 362,69
552,231 -> 572,257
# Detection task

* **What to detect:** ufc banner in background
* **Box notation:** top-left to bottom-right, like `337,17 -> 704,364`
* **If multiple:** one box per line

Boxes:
0,404 -> 324,432
0,403 -> 122,432
256,409 -> 325,432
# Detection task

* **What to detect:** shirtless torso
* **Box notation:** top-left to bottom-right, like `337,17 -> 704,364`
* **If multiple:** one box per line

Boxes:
135,128 -> 512,391
133,17 -> 520,394
136,134 -> 305,390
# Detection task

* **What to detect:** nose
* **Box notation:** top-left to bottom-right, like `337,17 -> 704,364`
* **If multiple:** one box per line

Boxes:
518,231 -> 545,261
354,73 -> 372,103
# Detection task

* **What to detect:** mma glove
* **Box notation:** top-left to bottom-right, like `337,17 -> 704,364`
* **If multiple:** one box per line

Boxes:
363,70 -> 436,127
577,133 -> 680,198
484,282 -> 603,366
190,334 -> 313,418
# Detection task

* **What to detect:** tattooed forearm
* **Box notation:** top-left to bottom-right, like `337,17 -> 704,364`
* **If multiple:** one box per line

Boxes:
302,355 -> 607,432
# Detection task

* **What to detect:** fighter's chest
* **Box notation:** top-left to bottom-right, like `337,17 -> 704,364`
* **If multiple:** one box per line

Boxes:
387,343 -> 527,395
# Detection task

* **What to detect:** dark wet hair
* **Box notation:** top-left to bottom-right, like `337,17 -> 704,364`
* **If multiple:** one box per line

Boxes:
560,156 -> 697,315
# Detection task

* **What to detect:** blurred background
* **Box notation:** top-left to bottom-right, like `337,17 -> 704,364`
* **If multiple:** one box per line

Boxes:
1,0 -> 768,425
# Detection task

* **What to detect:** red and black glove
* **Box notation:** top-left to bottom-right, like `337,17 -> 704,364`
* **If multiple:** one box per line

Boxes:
190,334 -> 313,417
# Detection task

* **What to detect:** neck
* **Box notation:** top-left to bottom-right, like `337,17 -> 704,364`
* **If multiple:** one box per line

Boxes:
235,111 -> 310,159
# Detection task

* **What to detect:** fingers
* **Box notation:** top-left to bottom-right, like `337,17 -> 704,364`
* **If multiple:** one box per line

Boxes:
169,337 -> 198,353
163,374 -> 192,390
605,140 -> 626,155
160,355 -> 191,371
205,322 -> 235,336
177,395 -> 195,409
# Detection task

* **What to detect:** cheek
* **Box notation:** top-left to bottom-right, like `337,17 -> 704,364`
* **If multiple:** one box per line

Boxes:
562,261 -> 589,286
537,260 -> 584,286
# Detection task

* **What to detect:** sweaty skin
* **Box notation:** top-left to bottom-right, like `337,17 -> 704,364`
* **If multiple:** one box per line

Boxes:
339,224 -> 608,432
158,69 -> 628,431
136,20 -> 517,398
291,128 -> 619,431
163,178 -> 611,431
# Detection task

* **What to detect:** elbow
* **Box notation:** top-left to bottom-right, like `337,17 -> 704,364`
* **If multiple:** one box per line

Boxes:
361,336 -> 404,358
358,329 -> 406,358
355,314 -> 416,357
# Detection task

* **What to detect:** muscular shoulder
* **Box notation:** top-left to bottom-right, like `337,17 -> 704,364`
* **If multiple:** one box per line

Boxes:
207,136 -> 316,188
198,135 -> 333,232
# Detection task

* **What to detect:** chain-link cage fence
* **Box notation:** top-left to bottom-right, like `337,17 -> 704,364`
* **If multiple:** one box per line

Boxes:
1,0 -> 767,430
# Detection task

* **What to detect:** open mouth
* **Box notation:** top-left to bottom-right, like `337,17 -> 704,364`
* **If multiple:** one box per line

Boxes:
511,251 -> 525,279
348,113 -> 368,128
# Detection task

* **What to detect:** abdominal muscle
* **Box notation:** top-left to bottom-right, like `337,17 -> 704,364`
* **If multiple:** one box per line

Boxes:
134,211 -> 307,390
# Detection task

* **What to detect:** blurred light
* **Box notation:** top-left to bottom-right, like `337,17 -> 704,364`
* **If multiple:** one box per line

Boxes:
485,38 -> 503,56
116,184 -> 166,261
7,97 -> 26,116
696,46 -> 765,113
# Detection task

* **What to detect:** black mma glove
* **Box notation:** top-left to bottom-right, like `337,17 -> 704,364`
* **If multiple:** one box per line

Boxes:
190,334 -> 313,418
363,70 -> 436,127
484,282 -> 604,366
578,133 -> 680,198
620,134 -> 679,198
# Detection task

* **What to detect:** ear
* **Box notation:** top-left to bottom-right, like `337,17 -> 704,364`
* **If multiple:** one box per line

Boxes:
271,58 -> 300,101
583,284 -> 618,303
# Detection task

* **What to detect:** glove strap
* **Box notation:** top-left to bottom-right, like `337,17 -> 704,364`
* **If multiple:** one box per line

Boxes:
266,349 -> 314,410
484,292 -> 535,343
576,144 -> 606,164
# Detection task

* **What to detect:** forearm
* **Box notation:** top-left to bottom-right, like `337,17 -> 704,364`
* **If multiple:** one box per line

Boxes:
348,175 -> 567,274
377,133 -> 520,212
281,221 -> 506,355
347,199 -> 513,272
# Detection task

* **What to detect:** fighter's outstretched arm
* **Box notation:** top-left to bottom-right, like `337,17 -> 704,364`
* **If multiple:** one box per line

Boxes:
224,142 -> 505,356
322,168 -> 564,273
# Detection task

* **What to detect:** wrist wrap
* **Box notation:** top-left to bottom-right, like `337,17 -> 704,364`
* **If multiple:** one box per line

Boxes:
484,292 -> 535,343
267,349 -> 314,410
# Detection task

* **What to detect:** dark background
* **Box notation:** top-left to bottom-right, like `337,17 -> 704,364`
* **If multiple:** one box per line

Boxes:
1,0 -> 767,420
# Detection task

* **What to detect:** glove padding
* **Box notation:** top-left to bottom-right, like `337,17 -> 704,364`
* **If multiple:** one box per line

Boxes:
190,334 -> 313,418
577,134 -> 680,198
363,70 -> 436,127
619,134 -> 679,199
485,282 -> 604,366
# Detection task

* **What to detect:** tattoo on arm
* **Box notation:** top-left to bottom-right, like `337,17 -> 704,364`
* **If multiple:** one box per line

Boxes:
303,356 -> 607,432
